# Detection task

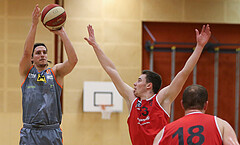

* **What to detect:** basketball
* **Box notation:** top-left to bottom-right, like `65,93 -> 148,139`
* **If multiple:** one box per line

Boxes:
41,4 -> 66,30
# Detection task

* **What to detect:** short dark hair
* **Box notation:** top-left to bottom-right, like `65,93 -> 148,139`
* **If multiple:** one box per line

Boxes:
182,84 -> 208,110
142,70 -> 162,94
32,43 -> 48,57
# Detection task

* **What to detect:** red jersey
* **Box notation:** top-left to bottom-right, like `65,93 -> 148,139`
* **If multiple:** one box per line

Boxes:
127,95 -> 170,145
158,112 -> 223,145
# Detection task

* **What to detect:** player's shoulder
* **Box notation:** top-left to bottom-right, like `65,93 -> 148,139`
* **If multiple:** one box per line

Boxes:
156,86 -> 169,101
215,116 -> 231,128
215,116 -> 230,134
51,63 -> 61,74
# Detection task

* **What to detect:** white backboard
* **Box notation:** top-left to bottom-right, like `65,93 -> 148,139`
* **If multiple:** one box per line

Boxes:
83,81 -> 123,112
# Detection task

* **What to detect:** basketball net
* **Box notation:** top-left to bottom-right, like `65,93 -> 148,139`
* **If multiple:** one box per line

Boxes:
100,105 -> 113,120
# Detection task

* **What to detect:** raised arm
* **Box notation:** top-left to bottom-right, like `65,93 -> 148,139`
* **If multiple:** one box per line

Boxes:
84,25 -> 135,108
51,27 -> 78,85
158,25 -> 211,114
19,4 -> 41,80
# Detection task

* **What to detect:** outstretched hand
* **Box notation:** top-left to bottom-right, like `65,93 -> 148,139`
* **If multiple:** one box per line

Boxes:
84,25 -> 97,47
195,24 -> 211,47
32,4 -> 41,25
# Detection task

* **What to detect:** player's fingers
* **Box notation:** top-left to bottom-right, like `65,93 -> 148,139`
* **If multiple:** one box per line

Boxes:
34,4 -> 39,13
201,25 -> 206,33
84,37 -> 89,42
206,24 -> 211,34
37,7 -> 40,13
89,28 -> 94,36
195,29 -> 199,37
33,6 -> 40,17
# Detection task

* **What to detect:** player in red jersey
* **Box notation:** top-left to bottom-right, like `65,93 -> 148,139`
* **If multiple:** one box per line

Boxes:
153,84 -> 239,145
85,24 -> 211,145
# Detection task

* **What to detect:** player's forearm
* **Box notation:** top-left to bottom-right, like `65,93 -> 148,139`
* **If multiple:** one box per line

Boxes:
19,24 -> 37,76
182,44 -> 203,74
60,32 -> 78,65
92,43 -> 117,74
23,24 -> 38,57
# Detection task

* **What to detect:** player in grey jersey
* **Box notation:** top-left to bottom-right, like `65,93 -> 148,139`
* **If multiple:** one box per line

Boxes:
19,4 -> 78,145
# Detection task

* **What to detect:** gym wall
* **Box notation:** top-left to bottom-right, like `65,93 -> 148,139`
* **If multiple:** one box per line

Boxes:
142,22 -> 240,138
0,0 -> 239,144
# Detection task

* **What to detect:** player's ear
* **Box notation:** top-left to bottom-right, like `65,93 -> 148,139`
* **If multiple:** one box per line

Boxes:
31,57 -> 34,64
146,82 -> 152,89
203,101 -> 208,111
180,100 -> 184,110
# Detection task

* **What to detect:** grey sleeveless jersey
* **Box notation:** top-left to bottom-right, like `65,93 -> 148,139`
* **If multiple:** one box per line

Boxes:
21,66 -> 62,125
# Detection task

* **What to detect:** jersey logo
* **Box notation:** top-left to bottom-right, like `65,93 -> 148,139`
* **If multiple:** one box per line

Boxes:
136,100 -> 142,108
47,75 -> 53,80
37,74 -> 46,83
27,85 -> 35,89
149,100 -> 153,106
46,69 -> 51,74
28,73 -> 36,79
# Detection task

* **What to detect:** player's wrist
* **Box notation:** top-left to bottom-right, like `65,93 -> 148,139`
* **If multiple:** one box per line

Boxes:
91,42 -> 99,48
31,23 -> 38,29
196,43 -> 205,48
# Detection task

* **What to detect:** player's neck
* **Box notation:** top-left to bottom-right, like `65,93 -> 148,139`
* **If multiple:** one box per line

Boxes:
139,92 -> 155,100
185,109 -> 204,115
34,64 -> 48,72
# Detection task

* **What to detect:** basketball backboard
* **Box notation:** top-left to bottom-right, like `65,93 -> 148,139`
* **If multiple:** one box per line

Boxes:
83,81 -> 123,112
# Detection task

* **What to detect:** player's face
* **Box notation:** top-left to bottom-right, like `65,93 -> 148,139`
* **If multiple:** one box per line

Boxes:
133,74 -> 148,97
32,46 -> 48,67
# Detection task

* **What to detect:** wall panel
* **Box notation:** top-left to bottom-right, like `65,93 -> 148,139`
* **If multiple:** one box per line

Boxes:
143,22 -> 240,138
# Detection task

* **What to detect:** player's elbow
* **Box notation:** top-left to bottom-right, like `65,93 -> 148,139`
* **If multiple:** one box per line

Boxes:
177,70 -> 189,80
70,56 -> 78,66
106,66 -> 117,75
73,57 -> 78,65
